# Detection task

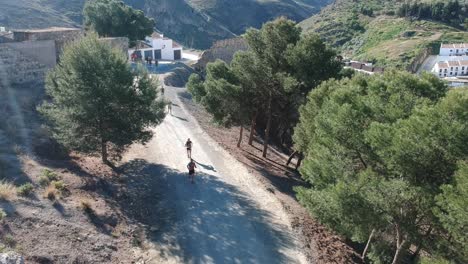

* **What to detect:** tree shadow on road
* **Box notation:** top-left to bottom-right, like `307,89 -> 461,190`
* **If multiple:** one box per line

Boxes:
118,158 -> 300,264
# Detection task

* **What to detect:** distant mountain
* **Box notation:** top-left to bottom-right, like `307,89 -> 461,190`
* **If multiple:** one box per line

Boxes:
299,0 -> 468,70
0,0 -> 331,49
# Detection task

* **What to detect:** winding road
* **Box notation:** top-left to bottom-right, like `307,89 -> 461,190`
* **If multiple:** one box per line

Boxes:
122,74 -> 307,264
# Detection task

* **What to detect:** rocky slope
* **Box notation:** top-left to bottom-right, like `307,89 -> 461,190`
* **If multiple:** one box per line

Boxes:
299,0 -> 468,69
0,0 -> 331,49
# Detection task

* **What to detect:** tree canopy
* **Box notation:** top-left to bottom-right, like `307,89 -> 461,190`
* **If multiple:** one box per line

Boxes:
39,34 -> 165,163
188,17 -> 342,155
83,0 -> 154,43
294,71 -> 468,263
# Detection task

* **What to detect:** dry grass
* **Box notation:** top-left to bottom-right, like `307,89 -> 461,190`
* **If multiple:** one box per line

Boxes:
80,199 -> 93,214
43,185 -> 58,201
0,181 -> 17,201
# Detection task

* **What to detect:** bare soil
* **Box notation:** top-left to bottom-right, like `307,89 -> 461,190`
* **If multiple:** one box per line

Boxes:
179,94 -> 362,264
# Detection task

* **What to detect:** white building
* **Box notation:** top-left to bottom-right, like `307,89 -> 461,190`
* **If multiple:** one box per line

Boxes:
439,43 -> 468,56
128,32 -> 182,61
433,60 -> 468,78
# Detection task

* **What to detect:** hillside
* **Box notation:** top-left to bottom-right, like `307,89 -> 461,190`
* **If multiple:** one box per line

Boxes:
299,0 -> 468,69
0,0 -> 331,49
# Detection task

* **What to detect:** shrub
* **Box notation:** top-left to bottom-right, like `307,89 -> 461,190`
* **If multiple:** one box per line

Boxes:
17,183 -> 34,197
51,181 -> 66,191
2,235 -> 16,248
44,185 -> 58,201
80,199 -> 93,214
38,176 -> 50,187
0,209 -> 7,221
0,181 -> 17,201
41,169 -> 60,181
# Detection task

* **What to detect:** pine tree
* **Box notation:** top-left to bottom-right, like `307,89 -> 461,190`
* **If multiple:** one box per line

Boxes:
39,34 -> 165,164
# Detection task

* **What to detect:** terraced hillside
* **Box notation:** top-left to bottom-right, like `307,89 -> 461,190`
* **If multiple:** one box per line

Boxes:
299,0 -> 468,69
0,0 -> 331,49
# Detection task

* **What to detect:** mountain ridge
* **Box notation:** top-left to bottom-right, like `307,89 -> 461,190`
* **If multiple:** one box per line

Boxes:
0,0 -> 331,49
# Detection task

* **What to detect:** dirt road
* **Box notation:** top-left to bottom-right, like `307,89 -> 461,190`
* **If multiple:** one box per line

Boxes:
122,78 -> 307,264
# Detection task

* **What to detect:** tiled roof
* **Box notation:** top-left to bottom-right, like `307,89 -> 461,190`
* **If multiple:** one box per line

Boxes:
437,62 -> 449,68
441,43 -> 468,49
172,41 -> 182,48
448,61 -> 461,67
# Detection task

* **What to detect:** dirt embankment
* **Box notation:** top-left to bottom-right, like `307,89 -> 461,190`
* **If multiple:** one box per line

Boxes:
179,93 -> 363,264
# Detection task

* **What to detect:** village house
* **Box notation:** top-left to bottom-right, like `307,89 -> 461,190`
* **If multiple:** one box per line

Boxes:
128,32 -> 182,61
433,60 -> 468,78
439,43 -> 468,56
343,61 -> 384,75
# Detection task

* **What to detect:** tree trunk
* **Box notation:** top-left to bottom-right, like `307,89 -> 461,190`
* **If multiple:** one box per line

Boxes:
237,126 -> 244,148
248,112 -> 257,146
392,225 -> 406,264
262,97 -> 272,158
411,226 -> 432,261
101,139 -> 108,164
295,153 -> 303,170
286,151 -> 298,166
362,229 -> 376,261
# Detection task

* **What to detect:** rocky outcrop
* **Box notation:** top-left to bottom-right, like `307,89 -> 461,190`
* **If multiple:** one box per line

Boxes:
0,252 -> 24,264
194,37 -> 249,72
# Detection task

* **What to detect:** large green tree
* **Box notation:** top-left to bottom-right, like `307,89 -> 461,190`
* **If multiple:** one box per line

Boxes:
294,71 -> 468,263
189,17 -> 341,157
39,34 -> 165,163
83,0 -> 154,44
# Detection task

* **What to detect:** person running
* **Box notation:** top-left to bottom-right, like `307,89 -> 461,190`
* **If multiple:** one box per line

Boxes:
187,159 -> 197,184
185,138 -> 192,159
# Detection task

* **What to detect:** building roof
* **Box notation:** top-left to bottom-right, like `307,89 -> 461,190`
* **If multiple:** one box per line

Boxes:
151,32 -> 164,39
134,40 -> 152,49
441,43 -> 468,49
460,60 -> 468,66
13,27 -> 81,33
448,61 -> 461,67
437,62 -> 449,68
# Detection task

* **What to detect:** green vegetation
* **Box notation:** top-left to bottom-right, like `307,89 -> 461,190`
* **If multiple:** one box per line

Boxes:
16,183 -> 34,197
188,18 -> 341,156
38,34 -> 166,164
299,0 -> 468,69
0,209 -> 7,221
84,0 -> 154,44
294,71 -> 468,263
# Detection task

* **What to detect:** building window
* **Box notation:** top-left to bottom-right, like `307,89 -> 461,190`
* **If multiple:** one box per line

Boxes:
445,69 -> 447,72
455,72 -> 458,76
463,67 -> 465,70
451,67 -> 453,70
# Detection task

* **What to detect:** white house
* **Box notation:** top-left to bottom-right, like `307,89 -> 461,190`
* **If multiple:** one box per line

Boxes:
432,60 -> 468,78
439,43 -> 468,56
128,32 -> 182,61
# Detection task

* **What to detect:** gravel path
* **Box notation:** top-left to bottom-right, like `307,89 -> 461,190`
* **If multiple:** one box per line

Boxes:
122,78 -> 307,264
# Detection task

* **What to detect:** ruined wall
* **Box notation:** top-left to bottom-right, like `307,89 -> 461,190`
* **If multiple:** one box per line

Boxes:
3,40 -> 56,68
194,37 -> 249,71
14,29 -> 84,60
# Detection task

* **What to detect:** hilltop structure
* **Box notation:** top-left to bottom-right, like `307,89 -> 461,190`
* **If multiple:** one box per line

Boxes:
128,32 -> 183,61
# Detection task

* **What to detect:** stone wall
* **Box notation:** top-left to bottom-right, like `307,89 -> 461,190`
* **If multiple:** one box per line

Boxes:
194,37 -> 249,71
13,28 -> 84,60
3,40 -> 56,68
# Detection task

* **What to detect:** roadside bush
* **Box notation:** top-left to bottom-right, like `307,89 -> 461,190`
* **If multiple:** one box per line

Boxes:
17,183 -> 34,197
38,176 -> 49,187
0,181 -> 17,201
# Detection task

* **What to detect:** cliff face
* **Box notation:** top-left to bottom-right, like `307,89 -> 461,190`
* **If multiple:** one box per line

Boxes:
0,0 -> 331,49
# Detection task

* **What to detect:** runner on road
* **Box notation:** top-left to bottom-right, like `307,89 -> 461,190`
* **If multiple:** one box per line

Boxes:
185,138 -> 192,159
167,101 -> 172,115
187,159 -> 197,184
